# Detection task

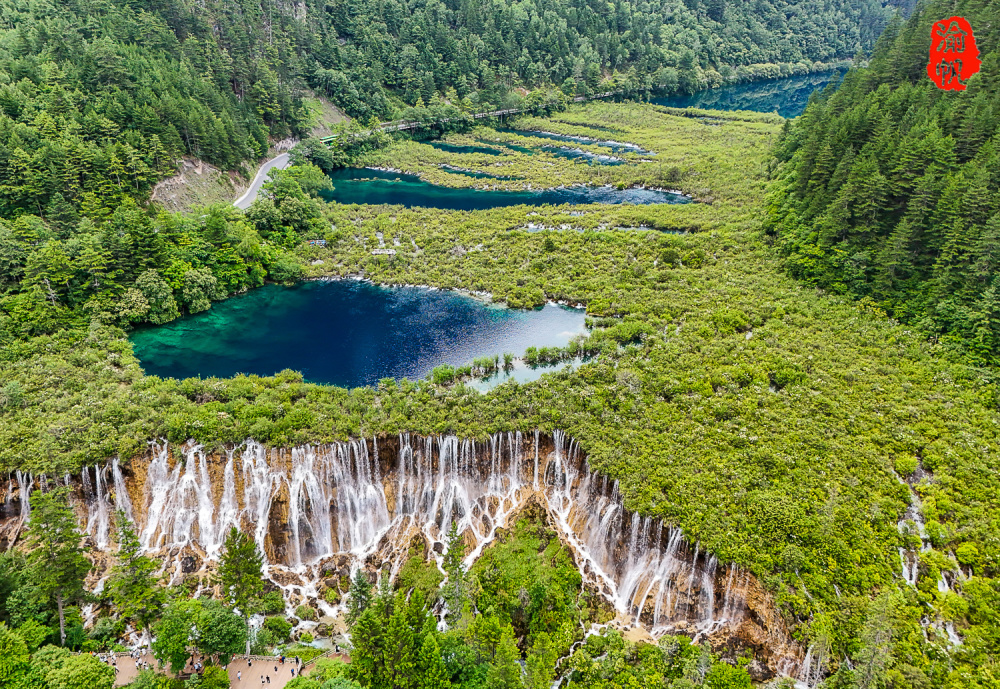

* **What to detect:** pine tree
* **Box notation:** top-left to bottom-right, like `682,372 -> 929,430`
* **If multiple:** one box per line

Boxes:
218,527 -> 265,655
417,632 -> 449,689
24,488 -> 90,645
485,627 -> 523,689
441,521 -> 467,625
525,632 -> 557,689
107,511 -> 163,638
346,569 -> 374,627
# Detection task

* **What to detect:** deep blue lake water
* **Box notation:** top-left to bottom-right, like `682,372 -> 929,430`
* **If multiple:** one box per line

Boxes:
135,72 -> 842,388
651,70 -> 846,118
130,281 -> 588,388
319,168 -> 690,209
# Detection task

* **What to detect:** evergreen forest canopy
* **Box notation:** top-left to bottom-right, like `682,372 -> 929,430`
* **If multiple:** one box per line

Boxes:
1,101 -> 999,688
3,0 -> 1000,687
768,0 -> 1000,365
0,0 -> 902,224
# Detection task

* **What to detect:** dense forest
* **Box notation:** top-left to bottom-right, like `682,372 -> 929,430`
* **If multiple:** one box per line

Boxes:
767,1 -> 1000,365
0,0 -> 905,336
0,501 -> 760,689
4,0 -> 1000,688
2,103 -> 999,686
0,0 -> 896,221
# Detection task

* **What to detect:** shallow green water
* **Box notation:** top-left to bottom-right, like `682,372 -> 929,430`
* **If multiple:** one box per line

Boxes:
428,141 -> 502,155
499,128 -> 652,155
544,146 -> 625,165
439,166 -> 511,180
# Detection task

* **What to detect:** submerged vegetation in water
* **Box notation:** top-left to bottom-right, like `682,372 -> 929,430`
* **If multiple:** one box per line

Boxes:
1,98 -> 999,684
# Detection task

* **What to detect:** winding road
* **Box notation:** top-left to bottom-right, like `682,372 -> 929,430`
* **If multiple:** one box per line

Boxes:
230,92 -> 621,210
233,152 -> 291,209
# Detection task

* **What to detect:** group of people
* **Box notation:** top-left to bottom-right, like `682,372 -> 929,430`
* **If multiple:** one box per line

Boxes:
91,651 -> 123,676
87,648 -> 310,687
234,653 -> 304,687
89,648 -> 155,679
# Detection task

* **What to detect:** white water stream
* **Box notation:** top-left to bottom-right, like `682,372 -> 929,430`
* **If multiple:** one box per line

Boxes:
15,431 -> 754,639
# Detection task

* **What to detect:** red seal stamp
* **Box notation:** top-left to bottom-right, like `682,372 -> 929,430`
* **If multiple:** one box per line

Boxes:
927,16 -> 981,91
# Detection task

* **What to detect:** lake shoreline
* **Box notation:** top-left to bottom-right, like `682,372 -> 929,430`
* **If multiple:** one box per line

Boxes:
306,273 -> 589,312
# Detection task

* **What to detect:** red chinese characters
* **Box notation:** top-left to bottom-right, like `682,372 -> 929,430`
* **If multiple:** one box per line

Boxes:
927,16 -> 981,91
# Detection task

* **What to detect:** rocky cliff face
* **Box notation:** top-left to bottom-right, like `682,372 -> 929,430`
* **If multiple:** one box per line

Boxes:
0,430 -> 803,679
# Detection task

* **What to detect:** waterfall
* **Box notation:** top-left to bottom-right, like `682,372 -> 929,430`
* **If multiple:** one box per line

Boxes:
15,470 -> 31,521
892,469 -> 962,646
8,432 -> 763,645
112,458 -> 134,522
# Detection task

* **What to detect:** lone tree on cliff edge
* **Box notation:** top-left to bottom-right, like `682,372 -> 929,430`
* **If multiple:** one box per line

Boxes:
25,487 -> 90,646
218,526 -> 265,655
108,510 -> 164,642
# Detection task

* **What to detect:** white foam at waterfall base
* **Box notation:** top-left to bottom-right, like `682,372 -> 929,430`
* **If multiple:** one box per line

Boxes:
14,431 -> 781,669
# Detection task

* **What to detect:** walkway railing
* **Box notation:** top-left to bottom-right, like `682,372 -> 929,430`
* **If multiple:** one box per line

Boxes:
318,90 -> 625,145
302,648 -> 355,669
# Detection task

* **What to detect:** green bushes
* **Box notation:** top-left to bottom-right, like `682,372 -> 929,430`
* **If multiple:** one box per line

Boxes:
394,552 -> 444,604
263,616 -> 293,642
261,591 -> 286,615
1,102 -> 999,682
294,605 -> 316,622
431,365 -> 456,385
470,517 -> 589,648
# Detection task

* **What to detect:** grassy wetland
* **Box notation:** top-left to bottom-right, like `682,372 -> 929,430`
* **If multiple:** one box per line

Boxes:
2,101 -> 999,685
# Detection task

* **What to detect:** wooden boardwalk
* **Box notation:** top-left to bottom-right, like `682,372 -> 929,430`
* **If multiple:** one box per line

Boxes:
318,91 -> 621,143
106,651 -> 345,688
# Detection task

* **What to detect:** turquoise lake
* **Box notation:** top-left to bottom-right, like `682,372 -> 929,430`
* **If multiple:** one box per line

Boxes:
651,70 -> 846,118
130,281 -> 588,388
135,73 -> 844,388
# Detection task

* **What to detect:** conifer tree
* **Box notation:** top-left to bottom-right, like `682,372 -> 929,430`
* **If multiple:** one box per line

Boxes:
485,627 -> 523,689
107,511 -> 163,639
218,527 -> 265,655
417,632 -> 449,689
346,569 -> 374,627
441,521 -> 467,625
24,488 -> 90,646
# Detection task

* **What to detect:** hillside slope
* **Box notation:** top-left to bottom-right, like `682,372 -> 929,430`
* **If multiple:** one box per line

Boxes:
0,0 -> 901,223
767,1 -> 1000,364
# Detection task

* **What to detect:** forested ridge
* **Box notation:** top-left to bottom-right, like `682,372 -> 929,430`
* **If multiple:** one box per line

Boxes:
768,0 -> 1000,365
0,0 -> 898,219
0,0 -> 906,342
